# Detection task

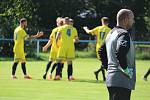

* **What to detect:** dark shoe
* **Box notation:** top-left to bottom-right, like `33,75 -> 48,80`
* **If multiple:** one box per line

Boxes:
94,71 -> 98,80
143,76 -> 147,81
43,73 -> 47,79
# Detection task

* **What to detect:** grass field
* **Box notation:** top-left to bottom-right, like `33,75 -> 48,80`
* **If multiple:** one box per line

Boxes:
0,58 -> 150,100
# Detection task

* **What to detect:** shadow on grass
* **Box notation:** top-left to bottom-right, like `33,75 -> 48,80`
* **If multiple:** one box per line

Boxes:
71,78 -> 105,84
32,78 -> 105,84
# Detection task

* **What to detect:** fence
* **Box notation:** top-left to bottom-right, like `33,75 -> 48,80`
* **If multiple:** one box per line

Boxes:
0,38 -> 150,59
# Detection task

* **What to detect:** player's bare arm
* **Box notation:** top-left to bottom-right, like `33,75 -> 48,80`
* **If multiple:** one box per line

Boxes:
43,39 -> 52,52
25,31 -> 44,40
74,36 -> 79,43
83,26 -> 91,34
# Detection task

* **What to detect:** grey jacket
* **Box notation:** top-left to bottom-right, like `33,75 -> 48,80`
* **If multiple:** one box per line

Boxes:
101,26 -> 136,90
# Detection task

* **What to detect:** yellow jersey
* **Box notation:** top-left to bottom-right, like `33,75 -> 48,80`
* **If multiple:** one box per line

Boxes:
50,27 -> 59,52
58,25 -> 78,48
56,25 -> 78,60
89,25 -> 111,49
13,26 -> 28,53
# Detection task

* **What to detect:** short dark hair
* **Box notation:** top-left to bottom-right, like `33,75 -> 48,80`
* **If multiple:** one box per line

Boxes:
101,17 -> 109,23
20,18 -> 27,23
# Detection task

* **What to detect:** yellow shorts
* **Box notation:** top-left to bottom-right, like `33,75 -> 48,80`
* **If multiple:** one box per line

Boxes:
49,51 -> 58,61
57,46 -> 75,61
14,52 -> 26,62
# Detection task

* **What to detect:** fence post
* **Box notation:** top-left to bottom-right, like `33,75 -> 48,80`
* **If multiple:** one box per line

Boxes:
37,40 -> 40,58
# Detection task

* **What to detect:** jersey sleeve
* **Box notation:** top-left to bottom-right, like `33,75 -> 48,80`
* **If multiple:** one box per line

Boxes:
73,28 -> 78,38
22,30 -> 28,39
89,26 -> 99,35
116,33 -> 130,69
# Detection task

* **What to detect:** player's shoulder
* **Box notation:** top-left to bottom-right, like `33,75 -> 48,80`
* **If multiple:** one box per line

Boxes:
52,27 -> 59,31
93,26 -> 101,30
57,25 -> 66,30
102,25 -> 111,30
14,26 -> 23,32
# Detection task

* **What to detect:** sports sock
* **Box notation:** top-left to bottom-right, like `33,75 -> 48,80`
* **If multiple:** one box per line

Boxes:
67,64 -> 73,79
12,62 -> 18,75
21,63 -> 27,75
45,61 -> 52,74
51,63 -> 57,74
96,67 -> 102,73
102,69 -> 106,81
56,63 -> 62,76
60,63 -> 64,77
144,68 -> 150,78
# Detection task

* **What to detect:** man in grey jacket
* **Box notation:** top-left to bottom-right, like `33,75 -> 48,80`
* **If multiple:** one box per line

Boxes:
99,9 -> 136,100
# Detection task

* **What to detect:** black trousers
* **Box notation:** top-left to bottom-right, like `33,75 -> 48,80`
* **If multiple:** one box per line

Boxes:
107,87 -> 131,100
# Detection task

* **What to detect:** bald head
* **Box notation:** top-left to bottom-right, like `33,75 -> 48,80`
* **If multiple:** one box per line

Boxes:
117,9 -> 134,29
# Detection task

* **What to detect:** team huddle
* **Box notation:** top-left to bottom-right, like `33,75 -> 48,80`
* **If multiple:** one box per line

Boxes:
11,16 -> 111,81
12,17 -> 79,81
42,17 -> 79,80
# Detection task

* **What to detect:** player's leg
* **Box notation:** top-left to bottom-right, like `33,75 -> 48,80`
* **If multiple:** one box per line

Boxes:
20,52 -> 31,79
47,62 -> 57,79
54,47 -> 66,80
94,65 -> 102,80
11,52 -> 21,79
21,61 -> 32,79
101,68 -> 106,81
60,63 -> 64,78
67,60 -> 75,81
12,61 -> 19,79
48,50 -> 58,79
143,68 -> 150,81
94,47 -> 102,80
50,63 -> 57,74
43,61 -> 52,79
54,61 -> 63,80
67,47 -> 75,81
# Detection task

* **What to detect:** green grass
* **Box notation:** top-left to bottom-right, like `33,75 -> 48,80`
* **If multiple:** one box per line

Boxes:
0,58 -> 150,100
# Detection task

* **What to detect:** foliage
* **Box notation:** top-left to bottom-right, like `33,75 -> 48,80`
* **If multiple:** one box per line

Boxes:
0,0 -> 150,57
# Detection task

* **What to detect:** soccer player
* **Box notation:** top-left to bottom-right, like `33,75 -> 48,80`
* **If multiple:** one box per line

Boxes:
143,68 -> 150,81
100,9 -> 136,100
42,17 -> 64,79
12,18 -> 43,79
83,17 -> 111,81
55,17 -> 79,80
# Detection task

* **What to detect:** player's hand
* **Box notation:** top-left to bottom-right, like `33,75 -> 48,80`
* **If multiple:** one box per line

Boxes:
83,26 -> 88,30
37,31 -> 44,37
118,66 -> 133,79
43,46 -> 47,52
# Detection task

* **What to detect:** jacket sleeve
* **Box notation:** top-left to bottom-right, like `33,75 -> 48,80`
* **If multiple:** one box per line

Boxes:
116,33 -> 130,69
98,42 -> 108,69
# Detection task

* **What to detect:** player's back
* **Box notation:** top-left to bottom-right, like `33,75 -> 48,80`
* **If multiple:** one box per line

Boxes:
96,25 -> 111,46
59,25 -> 78,47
